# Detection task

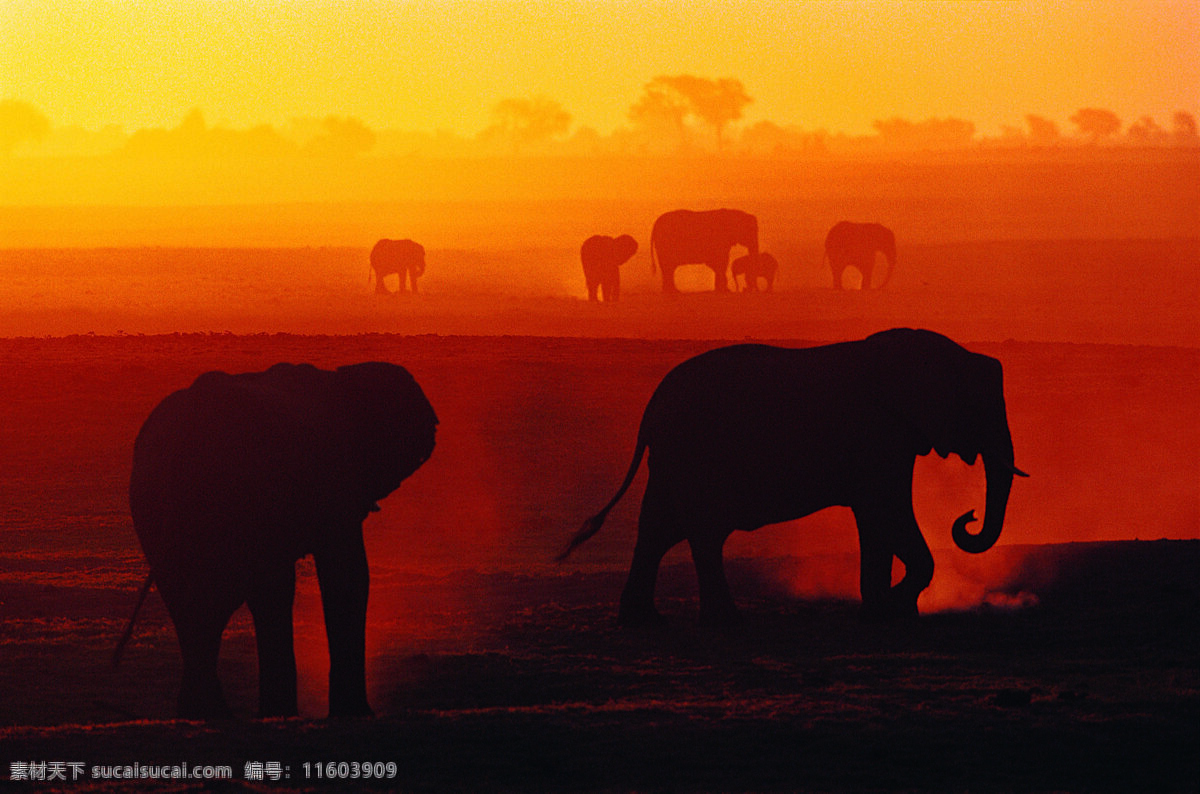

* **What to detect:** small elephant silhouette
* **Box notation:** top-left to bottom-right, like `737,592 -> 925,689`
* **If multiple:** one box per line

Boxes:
731,251 -> 778,292
370,238 -> 425,294
580,234 -> 638,302
120,362 -> 437,719
823,222 -> 895,289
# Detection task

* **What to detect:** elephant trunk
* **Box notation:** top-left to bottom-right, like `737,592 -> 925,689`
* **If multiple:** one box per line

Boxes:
952,434 -> 1024,554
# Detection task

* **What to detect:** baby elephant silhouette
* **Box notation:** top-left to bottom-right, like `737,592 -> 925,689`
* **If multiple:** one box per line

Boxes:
731,251 -> 778,292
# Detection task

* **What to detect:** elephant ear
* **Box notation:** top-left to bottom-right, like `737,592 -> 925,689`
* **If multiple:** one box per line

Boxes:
336,362 -> 438,501
615,235 -> 638,262
868,329 -> 985,462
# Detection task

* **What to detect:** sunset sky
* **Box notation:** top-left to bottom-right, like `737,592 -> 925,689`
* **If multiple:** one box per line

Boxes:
3,0 -> 1197,138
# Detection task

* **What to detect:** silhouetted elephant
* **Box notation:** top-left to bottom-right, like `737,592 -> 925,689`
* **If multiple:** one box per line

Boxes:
560,329 -> 1027,626
731,251 -> 778,292
121,362 -> 437,719
370,238 -> 425,294
580,234 -> 638,302
650,209 -> 758,293
823,221 -> 895,289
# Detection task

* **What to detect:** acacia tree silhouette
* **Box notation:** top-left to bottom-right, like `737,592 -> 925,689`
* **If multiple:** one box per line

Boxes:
482,96 -> 572,155
0,99 -> 50,155
629,75 -> 752,152
1070,108 -> 1122,142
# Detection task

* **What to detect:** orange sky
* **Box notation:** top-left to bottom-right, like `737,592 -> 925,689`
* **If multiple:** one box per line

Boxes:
3,1 -> 1197,138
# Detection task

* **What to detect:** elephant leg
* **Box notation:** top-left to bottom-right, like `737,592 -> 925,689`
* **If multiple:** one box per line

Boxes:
374,273 -> 389,295
889,513 -> 934,617
155,568 -> 238,719
661,266 -> 678,293
586,278 -> 599,302
832,264 -> 845,289
408,269 -> 419,294
689,531 -> 739,626
855,524 -> 894,622
619,480 -> 678,627
171,603 -> 235,719
247,561 -> 298,718
315,532 -> 372,717
852,472 -> 922,621
608,270 -> 620,302
710,262 -> 730,292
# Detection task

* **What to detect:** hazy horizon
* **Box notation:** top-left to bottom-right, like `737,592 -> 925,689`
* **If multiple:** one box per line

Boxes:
3,2 -> 1196,139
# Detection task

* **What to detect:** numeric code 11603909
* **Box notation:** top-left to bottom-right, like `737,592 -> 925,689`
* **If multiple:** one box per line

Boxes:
301,762 -> 397,780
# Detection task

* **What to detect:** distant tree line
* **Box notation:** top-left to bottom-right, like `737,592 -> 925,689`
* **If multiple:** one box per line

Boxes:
2,78 -> 1198,159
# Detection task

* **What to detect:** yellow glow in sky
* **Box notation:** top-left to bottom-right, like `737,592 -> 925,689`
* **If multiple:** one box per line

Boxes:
2,1 -> 1197,136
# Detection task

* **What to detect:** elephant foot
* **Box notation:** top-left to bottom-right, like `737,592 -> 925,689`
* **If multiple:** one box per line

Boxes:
179,697 -> 234,721
618,603 -> 668,629
327,706 -> 374,720
257,702 -> 299,720
859,594 -> 921,623
327,700 -> 374,719
698,603 -> 744,629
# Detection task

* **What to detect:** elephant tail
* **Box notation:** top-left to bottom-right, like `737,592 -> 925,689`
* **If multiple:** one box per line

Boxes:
112,572 -> 154,667
556,433 -> 648,562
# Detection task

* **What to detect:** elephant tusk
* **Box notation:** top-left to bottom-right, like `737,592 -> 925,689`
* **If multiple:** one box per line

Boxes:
1012,465 -> 1030,478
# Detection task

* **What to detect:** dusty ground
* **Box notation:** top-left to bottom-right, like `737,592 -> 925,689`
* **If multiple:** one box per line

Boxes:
1,155 -> 1197,790
0,328 -> 1196,791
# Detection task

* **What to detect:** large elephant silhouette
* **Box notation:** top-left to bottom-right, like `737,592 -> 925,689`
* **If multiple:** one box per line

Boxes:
121,362 -> 437,719
731,251 -> 778,292
580,234 -> 638,302
370,238 -> 425,294
560,329 -> 1027,626
823,221 -> 895,289
650,209 -> 758,293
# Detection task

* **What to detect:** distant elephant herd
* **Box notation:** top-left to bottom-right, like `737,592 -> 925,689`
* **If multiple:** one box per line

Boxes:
368,211 -> 897,299
115,325 -> 1025,719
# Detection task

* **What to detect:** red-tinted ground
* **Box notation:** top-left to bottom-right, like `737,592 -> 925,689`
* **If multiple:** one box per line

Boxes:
0,155 -> 1197,790
0,332 -> 1197,791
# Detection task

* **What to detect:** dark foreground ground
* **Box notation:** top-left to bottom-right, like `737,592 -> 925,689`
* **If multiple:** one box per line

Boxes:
2,541 -> 1197,792
0,331 -> 1197,790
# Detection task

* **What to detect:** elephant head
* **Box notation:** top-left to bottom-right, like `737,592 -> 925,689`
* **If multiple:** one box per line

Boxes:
612,234 -> 638,263
335,362 -> 438,506
727,209 -> 759,259
868,329 -> 1028,554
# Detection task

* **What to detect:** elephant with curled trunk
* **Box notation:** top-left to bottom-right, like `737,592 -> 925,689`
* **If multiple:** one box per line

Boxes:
823,221 -> 895,289
581,234 -> 638,302
650,209 -> 758,293
370,238 -> 425,294
559,329 -> 1027,626
120,362 -> 437,719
